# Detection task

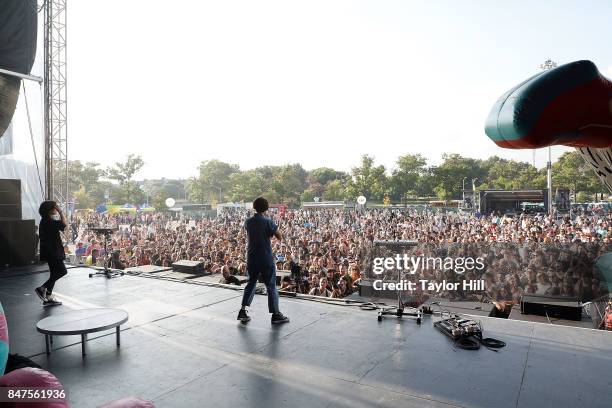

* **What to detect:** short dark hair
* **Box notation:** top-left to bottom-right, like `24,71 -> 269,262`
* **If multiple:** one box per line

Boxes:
39,200 -> 56,219
253,197 -> 269,213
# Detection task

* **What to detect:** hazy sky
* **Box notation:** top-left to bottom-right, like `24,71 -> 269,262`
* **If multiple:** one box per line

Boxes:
19,0 -> 612,179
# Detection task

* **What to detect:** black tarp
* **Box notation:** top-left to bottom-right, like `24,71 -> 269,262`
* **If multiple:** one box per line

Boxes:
0,0 -> 38,74
0,0 -> 37,137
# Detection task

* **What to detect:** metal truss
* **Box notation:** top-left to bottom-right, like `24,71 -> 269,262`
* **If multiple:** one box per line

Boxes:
44,0 -> 68,212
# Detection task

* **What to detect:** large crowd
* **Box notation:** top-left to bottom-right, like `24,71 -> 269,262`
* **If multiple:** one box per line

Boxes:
66,206 -> 612,302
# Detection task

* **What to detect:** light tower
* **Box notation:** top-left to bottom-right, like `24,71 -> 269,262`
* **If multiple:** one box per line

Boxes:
540,59 -> 557,215
44,0 -> 68,213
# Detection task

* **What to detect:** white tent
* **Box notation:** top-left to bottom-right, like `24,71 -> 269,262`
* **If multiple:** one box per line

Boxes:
0,19 -> 44,222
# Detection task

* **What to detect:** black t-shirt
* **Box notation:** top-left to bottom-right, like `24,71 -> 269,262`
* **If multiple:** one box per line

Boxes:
39,218 -> 66,261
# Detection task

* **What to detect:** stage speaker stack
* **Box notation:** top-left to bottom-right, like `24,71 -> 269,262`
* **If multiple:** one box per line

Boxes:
0,219 -> 36,266
358,279 -> 396,299
520,294 -> 582,321
171,260 -> 209,275
359,279 -> 373,297
0,179 -> 36,267
0,179 -> 21,220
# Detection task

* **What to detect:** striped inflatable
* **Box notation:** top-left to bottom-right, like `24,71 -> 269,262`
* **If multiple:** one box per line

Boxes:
576,146 -> 612,192
0,302 -> 8,375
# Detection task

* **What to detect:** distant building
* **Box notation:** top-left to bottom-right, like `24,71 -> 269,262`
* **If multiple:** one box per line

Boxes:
301,201 -> 345,210
216,202 -> 251,214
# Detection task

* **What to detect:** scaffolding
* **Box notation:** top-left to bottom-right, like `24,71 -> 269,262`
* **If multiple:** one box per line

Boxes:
44,0 -> 68,212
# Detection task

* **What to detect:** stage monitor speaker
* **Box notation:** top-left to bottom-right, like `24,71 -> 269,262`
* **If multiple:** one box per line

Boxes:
520,294 -> 582,321
0,219 -> 36,266
0,222 -> 7,265
358,279 -> 397,299
0,179 -> 21,219
171,260 -> 207,275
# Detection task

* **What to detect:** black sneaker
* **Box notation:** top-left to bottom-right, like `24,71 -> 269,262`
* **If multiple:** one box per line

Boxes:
43,296 -> 62,307
237,309 -> 251,323
271,312 -> 290,325
35,286 -> 48,302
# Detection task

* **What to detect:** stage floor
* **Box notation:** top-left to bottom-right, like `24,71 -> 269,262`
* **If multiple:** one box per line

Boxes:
1,266 -> 611,408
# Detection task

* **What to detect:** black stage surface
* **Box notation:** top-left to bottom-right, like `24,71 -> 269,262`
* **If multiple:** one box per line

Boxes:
1,266 -> 611,408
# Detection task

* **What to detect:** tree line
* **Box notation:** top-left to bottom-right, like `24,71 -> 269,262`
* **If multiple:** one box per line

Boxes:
66,151 -> 605,209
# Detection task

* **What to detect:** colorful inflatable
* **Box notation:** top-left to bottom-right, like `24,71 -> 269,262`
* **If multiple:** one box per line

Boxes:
485,60 -> 612,149
0,302 -> 8,375
0,367 -> 69,408
485,60 -> 612,191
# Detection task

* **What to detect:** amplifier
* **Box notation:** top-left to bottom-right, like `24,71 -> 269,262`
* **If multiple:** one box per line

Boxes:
0,179 -> 21,219
358,279 -> 405,299
520,294 -> 582,321
171,260 -> 207,275
0,219 -> 36,266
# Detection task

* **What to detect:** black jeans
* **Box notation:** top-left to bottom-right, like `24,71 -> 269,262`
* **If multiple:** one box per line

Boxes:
42,259 -> 67,294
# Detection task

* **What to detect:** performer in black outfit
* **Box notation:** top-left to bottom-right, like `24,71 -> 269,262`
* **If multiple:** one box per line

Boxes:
35,201 -> 67,306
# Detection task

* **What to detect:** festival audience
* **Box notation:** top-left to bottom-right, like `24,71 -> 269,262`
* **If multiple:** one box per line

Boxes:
67,207 -> 611,301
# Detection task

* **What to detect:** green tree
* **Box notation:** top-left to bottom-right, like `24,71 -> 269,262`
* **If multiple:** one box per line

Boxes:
309,167 -> 349,186
189,160 -> 240,204
260,189 -> 281,204
227,171 -> 266,202
65,161 -> 105,207
159,179 -> 187,200
432,154 -> 483,200
186,177 -> 205,205
307,168 -> 349,198
108,184 -> 127,204
106,154 -> 145,204
482,158 -> 545,190
300,189 -> 316,202
309,182 -> 325,197
89,181 -> 113,206
323,179 -> 346,201
272,164 -> 308,205
390,153 -> 427,201
73,186 -> 95,209
417,170 -> 437,198
67,161 -> 103,195
552,151 -> 602,198
575,191 -> 591,203
151,186 -> 174,211
347,155 -> 388,201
